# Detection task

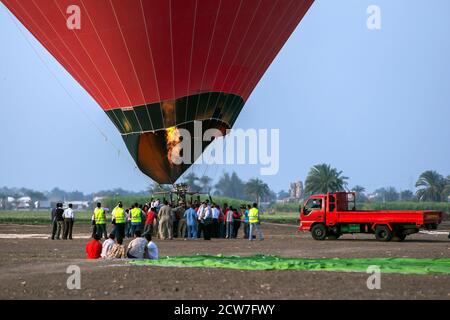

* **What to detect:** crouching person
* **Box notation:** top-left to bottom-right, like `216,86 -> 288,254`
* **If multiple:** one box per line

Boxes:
85,234 -> 102,259
107,237 -> 126,259
144,234 -> 158,260
101,233 -> 115,258
126,230 -> 147,259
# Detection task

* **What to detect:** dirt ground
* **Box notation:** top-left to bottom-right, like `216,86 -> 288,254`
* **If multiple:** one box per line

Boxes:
0,223 -> 450,300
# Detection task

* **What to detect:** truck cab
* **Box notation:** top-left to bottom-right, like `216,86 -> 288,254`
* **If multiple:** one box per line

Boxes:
300,192 -> 356,231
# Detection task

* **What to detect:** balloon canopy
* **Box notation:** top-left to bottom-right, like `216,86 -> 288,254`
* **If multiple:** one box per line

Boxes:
3,0 -> 314,183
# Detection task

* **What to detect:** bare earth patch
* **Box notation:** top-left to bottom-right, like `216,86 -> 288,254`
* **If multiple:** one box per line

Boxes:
0,223 -> 449,299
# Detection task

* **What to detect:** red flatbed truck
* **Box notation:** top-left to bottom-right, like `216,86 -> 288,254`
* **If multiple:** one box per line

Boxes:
299,192 -> 443,241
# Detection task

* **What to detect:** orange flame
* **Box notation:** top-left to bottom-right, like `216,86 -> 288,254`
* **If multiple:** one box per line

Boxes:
166,126 -> 181,164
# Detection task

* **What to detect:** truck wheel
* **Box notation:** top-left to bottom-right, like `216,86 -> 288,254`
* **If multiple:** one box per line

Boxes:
311,224 -> 328,241
375,225 -> 393,242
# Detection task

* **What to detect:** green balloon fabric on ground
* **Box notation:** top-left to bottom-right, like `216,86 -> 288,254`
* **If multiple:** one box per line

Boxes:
129,255 -> 450,274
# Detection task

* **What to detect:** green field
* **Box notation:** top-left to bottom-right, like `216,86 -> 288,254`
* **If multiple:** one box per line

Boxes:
0,211 -> 93,225
130,255 -> 450,274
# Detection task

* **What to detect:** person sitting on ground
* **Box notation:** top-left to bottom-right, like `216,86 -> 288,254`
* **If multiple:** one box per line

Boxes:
85,234 -> 102,259
126,230 -> 147,259
144,234 -> 159,260
107,237 -> 126,259
101,233 -> 116,258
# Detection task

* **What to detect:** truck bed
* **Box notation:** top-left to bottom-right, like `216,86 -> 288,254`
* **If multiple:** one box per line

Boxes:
332,210 -> 442,226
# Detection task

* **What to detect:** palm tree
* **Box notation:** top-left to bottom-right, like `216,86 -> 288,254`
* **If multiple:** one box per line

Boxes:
214,171 -> 247,200
415,170 -> 445,202
305,164 -> 348,195
198,175 -> 212,192
351,185 -> 367,203
400,190 -> 414,201
245,178 -> 270,204
182,172 -> 201,191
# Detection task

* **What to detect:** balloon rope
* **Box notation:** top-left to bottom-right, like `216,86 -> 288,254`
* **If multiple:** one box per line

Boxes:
4,6 -> 138,172
50,0 -> 127,132
21,0 -> 111,111
50,0 -> 122,110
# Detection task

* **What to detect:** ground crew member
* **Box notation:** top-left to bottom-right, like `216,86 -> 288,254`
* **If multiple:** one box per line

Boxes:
129,203 -> 142,237
62,203 -> 75,240
94,202 -> 108,239
177,203 -> 187,238
171,203 -> 184,238
248,203 -> 264,241
158,201 -> 173,240
51,203 -> 64,240
50,204 -> 58,239
111,202 -> 126,239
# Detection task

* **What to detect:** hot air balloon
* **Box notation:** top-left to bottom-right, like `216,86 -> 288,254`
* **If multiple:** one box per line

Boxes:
2,0 -> 314,184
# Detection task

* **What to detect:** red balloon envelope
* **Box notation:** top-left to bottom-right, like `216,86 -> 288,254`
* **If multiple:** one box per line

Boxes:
2,0 -> 314,183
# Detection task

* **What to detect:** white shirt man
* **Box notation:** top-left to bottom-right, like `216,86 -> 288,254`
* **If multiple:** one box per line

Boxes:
146,241 -> 159,260
197,204 -> 206,220
203,205 -> 212,219
101,237 -> 115,258
63,207 -> 74,219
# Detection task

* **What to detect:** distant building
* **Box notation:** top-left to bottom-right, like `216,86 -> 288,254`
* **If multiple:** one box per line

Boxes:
63,201 -> 90,211
35,200 -> 52,210
289,181 -> 303,200
279,181 -> 304,203
17,197 -> 32,210
93,196 -> 104,204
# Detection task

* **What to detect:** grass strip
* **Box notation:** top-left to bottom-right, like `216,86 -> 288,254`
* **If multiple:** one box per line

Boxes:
129,254 -> 450,274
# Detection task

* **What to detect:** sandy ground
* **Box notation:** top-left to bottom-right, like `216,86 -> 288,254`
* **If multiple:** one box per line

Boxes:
0,223 -> 450,300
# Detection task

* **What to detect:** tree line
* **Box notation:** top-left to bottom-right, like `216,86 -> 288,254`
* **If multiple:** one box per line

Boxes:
149,171 -> 276,204
304,164 -> 450,203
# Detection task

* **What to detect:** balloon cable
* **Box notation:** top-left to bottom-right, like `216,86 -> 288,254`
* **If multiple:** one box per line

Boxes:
4,7 -> 139,172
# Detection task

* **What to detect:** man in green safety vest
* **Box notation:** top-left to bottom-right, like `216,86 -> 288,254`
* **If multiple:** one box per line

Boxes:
129,203 -> 142,237
111,201 -> 126,239
94,202 -> 108,239
248,203 -> 264,241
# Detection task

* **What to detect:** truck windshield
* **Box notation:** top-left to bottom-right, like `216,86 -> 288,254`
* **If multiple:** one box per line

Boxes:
304,198 -> 322,215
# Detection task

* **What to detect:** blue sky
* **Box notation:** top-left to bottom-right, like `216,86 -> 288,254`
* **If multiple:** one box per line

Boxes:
1,0 -> 450,194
